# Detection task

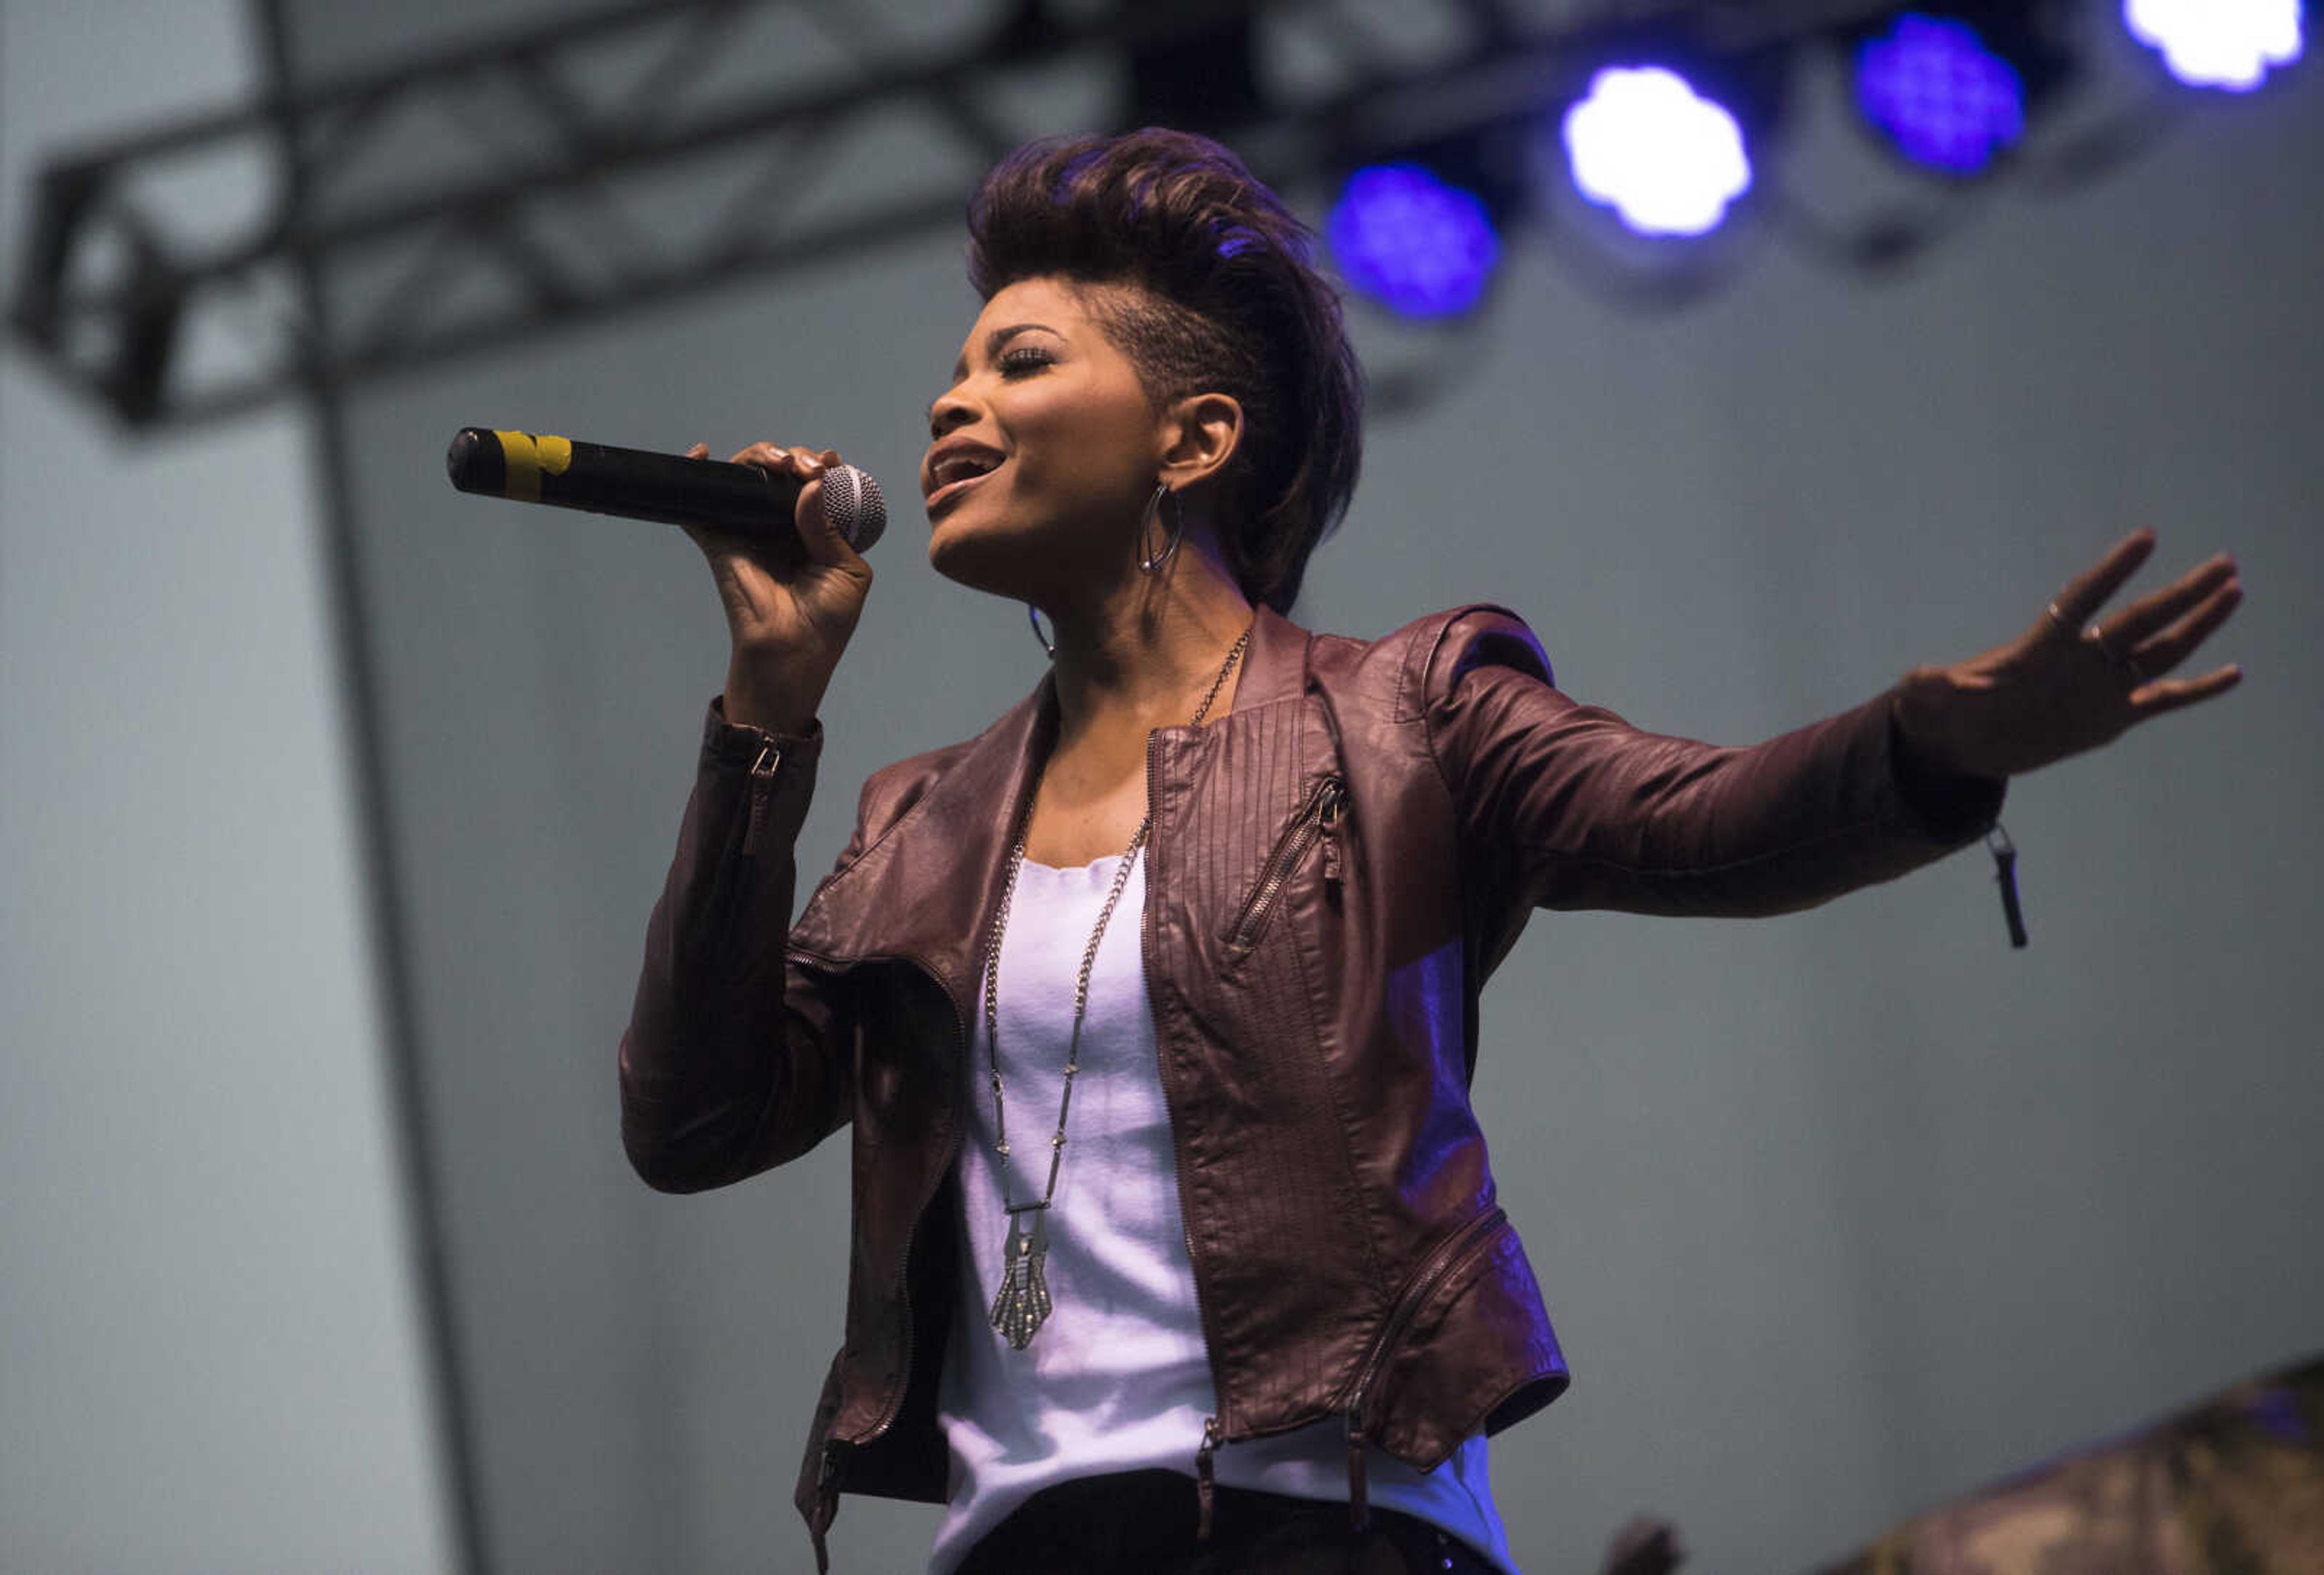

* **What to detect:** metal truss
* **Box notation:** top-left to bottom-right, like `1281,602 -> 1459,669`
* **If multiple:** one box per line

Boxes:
10,0 -> 1921,428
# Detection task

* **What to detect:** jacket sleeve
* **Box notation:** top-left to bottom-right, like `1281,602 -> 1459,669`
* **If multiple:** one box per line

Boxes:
1422,605 -> 2006,924
619,695 -> 862,1193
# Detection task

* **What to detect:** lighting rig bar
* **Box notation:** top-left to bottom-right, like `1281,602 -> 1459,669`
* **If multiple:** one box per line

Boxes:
10,0 -> 1906,429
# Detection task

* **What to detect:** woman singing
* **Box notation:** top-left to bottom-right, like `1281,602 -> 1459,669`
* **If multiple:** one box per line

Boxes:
618,128 -> 2242,1574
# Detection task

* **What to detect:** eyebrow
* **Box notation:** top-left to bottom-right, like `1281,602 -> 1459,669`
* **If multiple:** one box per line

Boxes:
931,323 -> 1059,421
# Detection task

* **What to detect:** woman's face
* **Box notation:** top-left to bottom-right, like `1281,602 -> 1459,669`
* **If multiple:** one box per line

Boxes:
922,275 -> 1170,602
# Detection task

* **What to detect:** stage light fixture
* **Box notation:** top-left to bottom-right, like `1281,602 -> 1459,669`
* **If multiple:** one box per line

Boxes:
1325,163 -> 1503,320
1856,13 -> 2027,174
2124,0 -> 2304,90
1559,66 -> 1754,237
1121,5 -> 1264,134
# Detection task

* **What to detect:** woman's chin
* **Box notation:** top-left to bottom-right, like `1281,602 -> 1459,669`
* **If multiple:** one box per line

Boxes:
927,519 -> 1029,600
928,504 -> 1116,606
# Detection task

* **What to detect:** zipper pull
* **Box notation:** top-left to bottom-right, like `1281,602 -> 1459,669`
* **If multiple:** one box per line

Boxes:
1344,1407 -> 1370,1533
1195,1415 -> 1221,1542
1986,823 -> 2026,949
808,1444 -> 838,1573
743,741 -> 781,858
1320,782 -> 1346,887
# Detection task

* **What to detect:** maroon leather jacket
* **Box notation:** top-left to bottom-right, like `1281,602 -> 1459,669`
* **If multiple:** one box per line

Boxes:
619,602 -> 2002,1570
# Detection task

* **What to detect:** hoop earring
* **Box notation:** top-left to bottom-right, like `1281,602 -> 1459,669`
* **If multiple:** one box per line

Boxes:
1028,603 -> 1055,659
1138,482 -> 1184,573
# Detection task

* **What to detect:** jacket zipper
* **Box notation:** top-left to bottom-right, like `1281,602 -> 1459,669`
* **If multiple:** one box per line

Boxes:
1150,726 -> 1235,1543
853,953 -> 965,1449
786,947 -> 967,1553
1195,1414 -> 1223,1541
1224,774 -> 1347,959
1341,1203 -> 1508,1531
741,740 -> 781,857
807,1447 -> 838,1575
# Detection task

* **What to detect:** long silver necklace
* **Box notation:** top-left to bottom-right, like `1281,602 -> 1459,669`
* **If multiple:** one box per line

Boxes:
982,623 -> 1252,1350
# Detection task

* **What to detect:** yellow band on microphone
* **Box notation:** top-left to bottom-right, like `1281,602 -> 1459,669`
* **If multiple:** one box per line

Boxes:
492,429 -> 573,502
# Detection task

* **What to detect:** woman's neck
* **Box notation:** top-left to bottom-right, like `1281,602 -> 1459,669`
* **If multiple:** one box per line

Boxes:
1042,542 -> 1256,751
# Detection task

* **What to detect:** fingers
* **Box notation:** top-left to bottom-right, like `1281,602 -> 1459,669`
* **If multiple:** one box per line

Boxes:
802,459 -> 876,579
2129,662 -> 2243,718
2098,552 -> 2237,650
792,467 -> 841,568
2126,574 -> 2243,679
2046,527 -> 2158,636
715,439 -> 870,574
725,440 -> 830,477
2042,533 -> 2246,691
691,441 -> 870,578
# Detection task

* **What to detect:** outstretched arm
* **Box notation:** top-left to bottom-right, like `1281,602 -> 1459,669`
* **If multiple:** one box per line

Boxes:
1426,532 -> 2240,935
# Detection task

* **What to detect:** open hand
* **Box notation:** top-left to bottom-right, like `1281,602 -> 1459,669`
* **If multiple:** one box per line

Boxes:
1892,529 -> 2242,781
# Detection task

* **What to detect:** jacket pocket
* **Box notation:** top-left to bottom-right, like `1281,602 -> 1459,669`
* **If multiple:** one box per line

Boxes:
1339,1203 -> 1509,1527
1222,773 -> 1348,967
1345,1204 -> 1509,1429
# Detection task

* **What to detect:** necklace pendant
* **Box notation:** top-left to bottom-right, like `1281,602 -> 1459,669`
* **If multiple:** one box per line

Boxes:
989,1207 -> 1054,1350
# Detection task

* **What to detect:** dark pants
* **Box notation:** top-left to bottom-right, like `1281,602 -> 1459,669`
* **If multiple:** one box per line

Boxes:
955,1468 -> 1501,1574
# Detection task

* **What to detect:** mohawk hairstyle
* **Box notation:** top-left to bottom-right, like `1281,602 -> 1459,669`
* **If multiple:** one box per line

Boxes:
965,128 -> 1364,615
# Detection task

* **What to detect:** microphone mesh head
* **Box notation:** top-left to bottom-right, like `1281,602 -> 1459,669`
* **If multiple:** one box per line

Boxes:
823,465 -> 887,553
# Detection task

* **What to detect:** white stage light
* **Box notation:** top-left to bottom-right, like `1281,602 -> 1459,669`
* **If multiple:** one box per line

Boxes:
1561,67 -> 1754,237
2124,0 -> 2303,91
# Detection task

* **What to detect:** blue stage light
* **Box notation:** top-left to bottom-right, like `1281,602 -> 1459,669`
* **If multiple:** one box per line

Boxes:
1560,67 -> 1753,237
1857,14 -> 2027,174
2125,0 -> 2303,90
1326,164 -> 1502,319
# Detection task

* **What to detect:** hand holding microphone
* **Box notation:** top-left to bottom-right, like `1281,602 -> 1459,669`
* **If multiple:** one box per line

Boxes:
447,427 -> 881,734
684,439 -> 875,736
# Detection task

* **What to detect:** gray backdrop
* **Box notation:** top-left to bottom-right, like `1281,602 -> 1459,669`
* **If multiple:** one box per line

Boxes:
279,2 -> 2323,1571
2,1 -> 455,1569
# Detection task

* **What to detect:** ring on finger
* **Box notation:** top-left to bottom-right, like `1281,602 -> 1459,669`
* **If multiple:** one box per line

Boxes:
2048,600 -> 2144,682
2081,620 -> 2150,683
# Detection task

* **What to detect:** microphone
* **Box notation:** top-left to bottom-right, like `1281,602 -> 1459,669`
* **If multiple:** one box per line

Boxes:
445,427 -> 886,554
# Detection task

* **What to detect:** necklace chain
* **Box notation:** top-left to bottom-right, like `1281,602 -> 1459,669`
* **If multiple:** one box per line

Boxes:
979,622 -> 1252,1349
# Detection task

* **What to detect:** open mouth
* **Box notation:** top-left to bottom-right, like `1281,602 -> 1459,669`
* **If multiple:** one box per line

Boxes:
925,450 -> 1004,514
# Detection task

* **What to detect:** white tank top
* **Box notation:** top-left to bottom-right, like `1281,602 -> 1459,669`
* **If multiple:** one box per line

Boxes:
928,846 -> 1518,1573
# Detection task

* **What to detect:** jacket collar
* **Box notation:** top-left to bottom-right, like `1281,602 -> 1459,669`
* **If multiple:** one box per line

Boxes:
789,601 -> 1312,1024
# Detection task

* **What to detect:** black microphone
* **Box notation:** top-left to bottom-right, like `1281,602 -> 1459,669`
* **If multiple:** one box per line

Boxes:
445,427 -> 886,553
